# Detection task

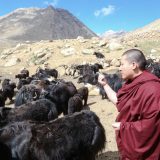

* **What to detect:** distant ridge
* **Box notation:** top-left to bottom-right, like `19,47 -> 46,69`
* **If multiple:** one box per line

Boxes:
100,30 -> 126,39
123,19 -> 160,41
130,19 -> 160,33
0,6 -> 97,41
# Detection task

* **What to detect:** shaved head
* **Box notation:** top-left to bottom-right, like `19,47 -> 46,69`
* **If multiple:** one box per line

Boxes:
122,49 -> 147,70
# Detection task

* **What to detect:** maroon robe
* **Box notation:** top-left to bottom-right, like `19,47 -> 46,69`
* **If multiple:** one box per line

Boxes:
116,71 -> 160,160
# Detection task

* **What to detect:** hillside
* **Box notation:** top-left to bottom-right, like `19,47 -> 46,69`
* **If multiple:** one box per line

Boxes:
123,19 -> 160,41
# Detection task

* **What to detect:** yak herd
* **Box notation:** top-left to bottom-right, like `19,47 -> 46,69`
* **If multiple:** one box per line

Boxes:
0,54 -> 160,160
0,63 -> 108,160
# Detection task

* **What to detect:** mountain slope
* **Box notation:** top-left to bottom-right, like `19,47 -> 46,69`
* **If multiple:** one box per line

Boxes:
124,19 -> 160,41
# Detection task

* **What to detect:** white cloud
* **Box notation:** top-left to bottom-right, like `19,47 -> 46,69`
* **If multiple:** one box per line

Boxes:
94,5 -> 115,17
44,0 -> 59,7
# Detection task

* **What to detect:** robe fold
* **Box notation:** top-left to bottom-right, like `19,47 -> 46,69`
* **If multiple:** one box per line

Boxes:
116,71 -> 160,160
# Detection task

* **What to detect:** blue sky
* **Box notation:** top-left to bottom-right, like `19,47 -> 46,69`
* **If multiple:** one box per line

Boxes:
0,0 -> 159,34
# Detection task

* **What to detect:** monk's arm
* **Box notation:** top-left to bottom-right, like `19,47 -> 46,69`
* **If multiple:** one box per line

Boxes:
103,84 -> 117,105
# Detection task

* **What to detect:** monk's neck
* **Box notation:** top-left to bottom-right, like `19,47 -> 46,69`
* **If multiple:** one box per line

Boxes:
130,70 -> 143,81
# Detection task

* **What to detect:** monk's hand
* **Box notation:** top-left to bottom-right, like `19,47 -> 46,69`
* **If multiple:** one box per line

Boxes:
98,74 -> 107,86
112,122 -> 121,130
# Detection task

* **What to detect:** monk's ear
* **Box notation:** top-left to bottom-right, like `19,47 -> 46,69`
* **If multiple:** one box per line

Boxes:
132,62 -> 138,69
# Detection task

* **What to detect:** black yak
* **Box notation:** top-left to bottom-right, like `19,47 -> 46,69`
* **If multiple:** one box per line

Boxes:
0,110 -> 106,160
68,94 -> 83,114
14,84 -> 41,107
0,99 -> 58,127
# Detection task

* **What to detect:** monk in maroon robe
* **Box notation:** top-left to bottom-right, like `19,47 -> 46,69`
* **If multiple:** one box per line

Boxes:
116,71 -> 160,159
98,49 -> 160,160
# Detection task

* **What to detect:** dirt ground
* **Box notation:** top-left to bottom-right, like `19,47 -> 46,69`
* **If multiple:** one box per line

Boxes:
89,95 -> 119,160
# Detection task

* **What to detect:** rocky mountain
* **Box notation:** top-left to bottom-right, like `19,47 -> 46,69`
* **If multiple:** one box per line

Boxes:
100,30 -> 126,39
0,6 -> 97,42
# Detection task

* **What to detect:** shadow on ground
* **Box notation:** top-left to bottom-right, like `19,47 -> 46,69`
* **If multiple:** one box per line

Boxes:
96,151 -> 119,160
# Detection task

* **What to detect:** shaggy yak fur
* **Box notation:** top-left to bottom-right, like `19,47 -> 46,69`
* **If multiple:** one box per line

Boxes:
14,84 -> 41,107
0,110 -> 106,160
46,81 -> 77,115
0,99 -> 58,127
77,86 -> 89,106
68,94 -> 83,114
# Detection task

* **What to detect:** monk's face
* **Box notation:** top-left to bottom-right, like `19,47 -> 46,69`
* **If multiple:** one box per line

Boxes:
119,55 -> 135,80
